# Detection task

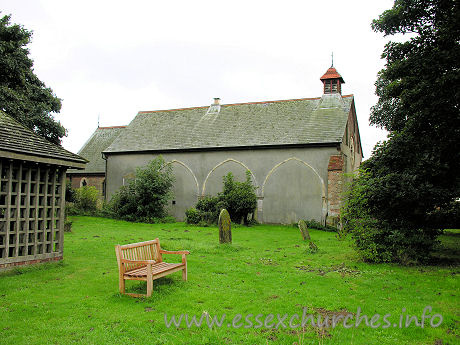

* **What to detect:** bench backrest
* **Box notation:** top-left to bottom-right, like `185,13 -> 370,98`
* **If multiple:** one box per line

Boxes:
115,238 -> 162,272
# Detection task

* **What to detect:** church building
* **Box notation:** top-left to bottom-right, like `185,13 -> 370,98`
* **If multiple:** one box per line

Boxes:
67,125 -> 126,199
103,66 -> 363,225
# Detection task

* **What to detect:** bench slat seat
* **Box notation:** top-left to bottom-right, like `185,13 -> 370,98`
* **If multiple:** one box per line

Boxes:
115,238 -> 189,297
125,262 -> 184,278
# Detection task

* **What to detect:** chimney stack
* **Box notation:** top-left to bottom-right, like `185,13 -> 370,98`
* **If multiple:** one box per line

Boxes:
207,97 -> 221,115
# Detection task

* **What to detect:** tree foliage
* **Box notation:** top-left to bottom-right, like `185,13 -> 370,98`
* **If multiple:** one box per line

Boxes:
107,157 -> 174,222
0,14 -> 66,145
343,0 -> 460,263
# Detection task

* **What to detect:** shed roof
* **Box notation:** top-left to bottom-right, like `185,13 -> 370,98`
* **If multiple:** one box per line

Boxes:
0,111 -> 87,168
104,93 -> 354,154
68,126 -> 126,174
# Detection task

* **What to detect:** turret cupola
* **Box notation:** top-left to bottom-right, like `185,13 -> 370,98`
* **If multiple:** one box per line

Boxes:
320,65 -> 345,94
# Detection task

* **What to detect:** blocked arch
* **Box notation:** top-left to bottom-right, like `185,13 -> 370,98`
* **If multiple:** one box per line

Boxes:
262,157 -> 327,223
202,158 -> 259,196
165,160 -> 199,196
262,157 -> 325,198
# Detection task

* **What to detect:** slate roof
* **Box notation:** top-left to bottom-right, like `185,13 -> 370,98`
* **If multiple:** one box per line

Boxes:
68,126 -> 126,174
105,93 -> 353,153
0,111 -> 87,166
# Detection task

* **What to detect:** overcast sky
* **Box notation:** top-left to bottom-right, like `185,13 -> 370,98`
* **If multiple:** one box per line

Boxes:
2,0 -> 394,158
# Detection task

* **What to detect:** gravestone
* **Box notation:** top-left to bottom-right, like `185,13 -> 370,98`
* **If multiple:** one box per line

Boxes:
298,220 -> 311,241
218,209 -> 232,244
298,220 -> 318,252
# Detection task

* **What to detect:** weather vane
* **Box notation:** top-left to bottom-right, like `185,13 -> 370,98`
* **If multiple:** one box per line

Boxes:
331,52 -> 334,67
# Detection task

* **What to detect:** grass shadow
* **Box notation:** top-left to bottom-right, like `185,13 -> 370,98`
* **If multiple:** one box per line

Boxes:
427,230 -> 460,267
122,276 -> 183,297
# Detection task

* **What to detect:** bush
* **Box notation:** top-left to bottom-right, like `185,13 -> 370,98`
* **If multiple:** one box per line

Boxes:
185,208 -> 201,224
64,220 -> 72,232
221,171 -> 257,224
73,186 -> 100,213
185,171 -> 257,226
65,181 -> 75,202
107,156 -> 175,222
342,169 -> 441,264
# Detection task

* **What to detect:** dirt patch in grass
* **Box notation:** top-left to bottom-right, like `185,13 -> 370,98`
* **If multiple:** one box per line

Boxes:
295,263 -> 360,276
313,307 -> 354,319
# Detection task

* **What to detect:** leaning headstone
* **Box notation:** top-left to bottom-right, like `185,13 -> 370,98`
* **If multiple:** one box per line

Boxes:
299,220 -> 318,252
218,209 -> 232,244
298,220 -> 311,241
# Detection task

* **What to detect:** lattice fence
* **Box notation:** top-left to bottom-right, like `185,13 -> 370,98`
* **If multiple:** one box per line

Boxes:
0,158 -> 66,267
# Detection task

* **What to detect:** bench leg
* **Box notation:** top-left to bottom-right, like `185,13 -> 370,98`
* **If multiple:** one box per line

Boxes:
146,264 -> 153,297
119,277 -> 125,294
146,278 -> 153,297
182,254 -> 188,281
182,265 -> 187,281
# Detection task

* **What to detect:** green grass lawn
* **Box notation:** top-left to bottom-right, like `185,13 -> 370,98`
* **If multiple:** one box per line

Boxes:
0,217 -> 458,344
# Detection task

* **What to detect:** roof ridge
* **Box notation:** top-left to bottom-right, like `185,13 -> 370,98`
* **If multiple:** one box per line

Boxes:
98,125 -> 127,129
138,96 -> 328,114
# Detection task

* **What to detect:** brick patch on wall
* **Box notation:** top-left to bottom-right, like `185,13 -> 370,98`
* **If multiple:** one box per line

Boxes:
327,155 -> 344,226
0,256 -> 62,271
69,175 -> 105,198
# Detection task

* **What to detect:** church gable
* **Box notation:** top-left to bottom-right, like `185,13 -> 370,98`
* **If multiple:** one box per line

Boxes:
69,126 -> 126,174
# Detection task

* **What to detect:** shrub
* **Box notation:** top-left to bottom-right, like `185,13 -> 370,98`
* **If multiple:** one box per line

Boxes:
341,169 -> 441,264
74,186 -> 100,213
64,220 -> 72,232
65,180 -> 75,202
185,171 -> 257,226
185,208 -> 201,224
107,156 -> 175,222
220,171 -> 257,224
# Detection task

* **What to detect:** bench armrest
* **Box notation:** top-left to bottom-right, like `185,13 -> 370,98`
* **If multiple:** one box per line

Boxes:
159,250 -> 190,255
121,259 -> 157,264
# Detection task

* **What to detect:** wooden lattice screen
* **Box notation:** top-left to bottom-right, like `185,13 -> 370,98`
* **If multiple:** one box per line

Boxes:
0,158 -> 66,267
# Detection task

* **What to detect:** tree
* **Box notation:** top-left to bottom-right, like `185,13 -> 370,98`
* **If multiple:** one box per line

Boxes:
0,14 -> 66,145
343,0 -> 460,263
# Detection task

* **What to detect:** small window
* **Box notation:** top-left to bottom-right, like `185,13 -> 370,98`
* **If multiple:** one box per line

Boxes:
80,178 -> 88,187
324,81 -> 331,93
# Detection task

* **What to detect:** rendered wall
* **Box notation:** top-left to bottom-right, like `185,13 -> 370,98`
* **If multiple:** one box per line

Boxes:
106,146 -> 340,224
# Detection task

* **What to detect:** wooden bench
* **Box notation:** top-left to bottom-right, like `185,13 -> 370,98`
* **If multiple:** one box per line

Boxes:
115,238 -> 190,297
